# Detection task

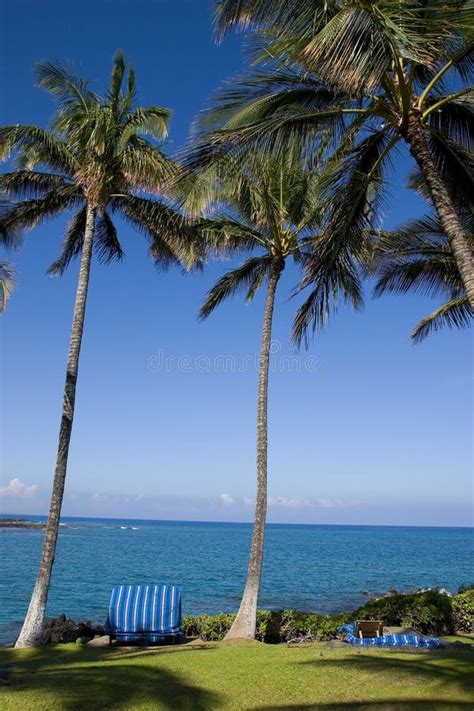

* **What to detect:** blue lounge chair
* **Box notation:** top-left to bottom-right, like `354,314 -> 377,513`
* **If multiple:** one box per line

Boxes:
105,584 -> 182,644
339,621 -> 440,648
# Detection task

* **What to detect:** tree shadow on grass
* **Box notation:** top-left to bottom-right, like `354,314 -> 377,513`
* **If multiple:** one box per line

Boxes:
252,650 -> 474,711
0,646 -> 221,710
298,650 -> 474,696
105,644 -> 213,663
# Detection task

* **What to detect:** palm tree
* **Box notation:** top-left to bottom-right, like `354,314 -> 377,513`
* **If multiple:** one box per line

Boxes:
0,53 -> 195,647
199,1 -> 474,322
184,152 -> 363,638
374,213 -> 473,343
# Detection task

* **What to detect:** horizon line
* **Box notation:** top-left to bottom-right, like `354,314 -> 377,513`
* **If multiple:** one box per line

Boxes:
2,513 -> 472,530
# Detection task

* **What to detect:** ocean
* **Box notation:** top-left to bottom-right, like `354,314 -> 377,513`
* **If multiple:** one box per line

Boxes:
1,515 -> 472,645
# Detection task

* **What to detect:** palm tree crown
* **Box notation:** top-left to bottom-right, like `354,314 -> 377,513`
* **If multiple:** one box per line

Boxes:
184,151 -> 366,334
193,1 -> 474,325
0,52 -> 193,267
193,153 -> 326,312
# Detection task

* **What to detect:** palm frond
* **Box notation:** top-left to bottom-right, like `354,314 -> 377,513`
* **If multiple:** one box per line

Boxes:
197,217 -> 262,254
297,6 -> 405,93
449,36 -> 474,84
0,171 -> 73,200
427,95 -> 474,151
200,255 -> 272,318
374,249 -> 461,299
94,211 -> 124,264
110,51 -> 126,107
0,187 -> 82,234
0,195 -> 22,249
200,70 -> 344,131
118,64 -> 137,118
120,142 -> 179,193
373,214 -> 466,299
185,69 -> 348,169
287,125 -> 390,345
0,260 -> 15,313
35,61 -> 98,137
47,207 -> 87,276
116,195 -> 202,269
0,125 -> 77,174
119,107 -> 172,146
373,212 -> 473,342
411,297 -> 472,343
425,126 -> 474,207
293,243 -> 364,345
298,128 -> 397,309
213,0 -> 329,42
35,60 -> 96,109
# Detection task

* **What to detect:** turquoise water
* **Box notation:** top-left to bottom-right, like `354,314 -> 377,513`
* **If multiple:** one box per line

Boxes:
1,516 -> 472,644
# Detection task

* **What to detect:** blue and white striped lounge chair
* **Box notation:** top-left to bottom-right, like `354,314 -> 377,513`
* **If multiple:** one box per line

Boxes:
105,584 -> 182,644
339,622 -> 440,648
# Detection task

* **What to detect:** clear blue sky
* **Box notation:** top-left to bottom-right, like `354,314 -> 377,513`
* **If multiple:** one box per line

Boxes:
1,0 -> 472,526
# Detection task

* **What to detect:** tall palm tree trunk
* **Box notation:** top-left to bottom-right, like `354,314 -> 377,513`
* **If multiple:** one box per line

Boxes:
405,115 -> 474,309
225,259 -> 284,640
15,205 -> 96,648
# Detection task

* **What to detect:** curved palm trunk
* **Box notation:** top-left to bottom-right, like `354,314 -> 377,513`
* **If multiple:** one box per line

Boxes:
15,204 -> 96,648
405,115 -> 474,309
225,259 -> 284,640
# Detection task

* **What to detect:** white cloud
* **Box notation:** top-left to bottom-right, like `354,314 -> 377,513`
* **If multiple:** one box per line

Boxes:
0,478 -> 38,498
217,492 -> 360,511
268,495 -> 359,510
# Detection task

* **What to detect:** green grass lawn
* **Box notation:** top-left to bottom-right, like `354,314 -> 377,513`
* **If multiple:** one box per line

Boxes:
1,638 -> 473,710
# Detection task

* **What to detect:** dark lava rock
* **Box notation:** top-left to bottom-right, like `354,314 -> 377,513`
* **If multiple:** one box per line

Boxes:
0,518 -> 46,529
42,614 -> 104,644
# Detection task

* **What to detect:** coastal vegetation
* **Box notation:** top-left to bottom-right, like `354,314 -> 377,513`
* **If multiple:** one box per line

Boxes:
182,589 -> 473,642
12,588 -> 474,646
452,590 -> 474,634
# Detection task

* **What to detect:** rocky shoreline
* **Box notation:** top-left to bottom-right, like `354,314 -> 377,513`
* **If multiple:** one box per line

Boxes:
1,586 -> 471,647
0,518 -> 70,529
0,518 -> 46,529
42,615 -> 105,644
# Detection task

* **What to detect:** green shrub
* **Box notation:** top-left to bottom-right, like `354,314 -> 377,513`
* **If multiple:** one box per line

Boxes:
451,590 -> 474,633
181,590 -> 465,643
260,610 -> 350,643
353,591 -> 454,635
182,613 -> 235,641
182,609 -> 350,643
